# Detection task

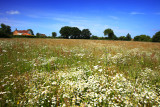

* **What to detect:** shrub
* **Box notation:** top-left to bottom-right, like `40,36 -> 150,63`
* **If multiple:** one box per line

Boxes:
91,35 -> 98,39
119,36 -> 126,41
152,31 -> 160,42
134,35 -> 151,42
12,35 -> 36,38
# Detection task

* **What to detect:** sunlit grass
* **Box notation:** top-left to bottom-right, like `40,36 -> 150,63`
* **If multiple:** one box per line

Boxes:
0,38 -> 160,106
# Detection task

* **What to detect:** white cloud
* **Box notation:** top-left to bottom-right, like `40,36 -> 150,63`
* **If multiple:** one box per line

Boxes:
6,10 -> 20,15
130,12 -> 145,15
109,16 -> 119,20
1,10 -> 132,37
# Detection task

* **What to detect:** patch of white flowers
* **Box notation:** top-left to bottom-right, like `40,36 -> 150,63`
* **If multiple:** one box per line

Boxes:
106,53 -> 123,64
75,53 -> 85,57
41,57 -> 57,66
22,67 -> 160,106
31,56 -> 58,66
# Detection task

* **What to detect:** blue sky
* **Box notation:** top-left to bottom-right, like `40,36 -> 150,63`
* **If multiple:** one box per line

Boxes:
0,0 -> 160,37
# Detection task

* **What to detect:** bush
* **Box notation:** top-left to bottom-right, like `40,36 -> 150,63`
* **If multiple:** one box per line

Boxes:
90,35 -> 98,39
152,31 -> 160,42
119,36 -> 126,41
12,35 -> 36,38
134,35 -> 151,42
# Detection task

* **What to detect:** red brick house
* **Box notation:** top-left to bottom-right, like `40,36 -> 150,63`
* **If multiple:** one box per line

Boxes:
13,29 -> 32,35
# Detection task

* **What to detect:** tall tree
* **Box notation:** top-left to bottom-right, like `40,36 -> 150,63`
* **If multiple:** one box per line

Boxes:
70,27 -> 81,39
125,33 -> 132,41
27,29 -> 34,35
104,28 -> 117,40
0,23 -> 12,38
52,32 -> 57,38
59,26 -> 72,39
152,31 -> 160,42
81,29 -> 92,39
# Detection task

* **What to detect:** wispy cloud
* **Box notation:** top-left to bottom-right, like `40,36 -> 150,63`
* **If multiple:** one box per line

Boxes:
130,12 -> 145,15
0,10 -> 132,36
109,16 -> 119,20
6,10 -> 20,15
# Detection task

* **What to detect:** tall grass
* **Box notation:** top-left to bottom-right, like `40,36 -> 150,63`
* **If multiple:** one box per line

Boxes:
0,38 -> 160,106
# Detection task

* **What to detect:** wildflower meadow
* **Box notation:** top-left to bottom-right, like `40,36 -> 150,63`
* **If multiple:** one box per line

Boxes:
0,38 -> 160,106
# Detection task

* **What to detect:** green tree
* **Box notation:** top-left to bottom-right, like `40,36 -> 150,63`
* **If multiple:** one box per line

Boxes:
81,29 -> 92,39
70,27 -> 81,39
91,35 -> 98,39
134,35 -> 151,42
52,32 -> 57,38
104,28 -> 117,40
119,36 -> 126,41
134,35 -> 140,41
0,23 -> 12,38
36,33 -> 40,38
125,33 -> 132,41
59,26 -> 72,39
27,29 -> 34,35
152,31 -> 160,42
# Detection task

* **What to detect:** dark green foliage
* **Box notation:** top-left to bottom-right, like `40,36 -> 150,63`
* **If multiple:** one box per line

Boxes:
52,32 -> 57,38
125,33 -> 132,41
98,37 -> 106,40
103,28 -> 117,40
152,31 -> 160,42
59,26 -> 72,39
91,35 -> 98,39
27,29 -> 34,35
81,29 -> 92,39
134,36 -> 140,41
119,36 -> 126,41
119,33 -> 132,41
36,33 -> 41,38
113,35 -> 118,40
70,27 -> 81,39
12,35 -> 36,38
59,26 -> 92,39
134,35 -> 151,42
36,33 -> 46,38
0,23 -> 12,38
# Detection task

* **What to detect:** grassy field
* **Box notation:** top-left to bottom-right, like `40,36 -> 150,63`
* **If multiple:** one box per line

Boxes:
0,38 -> 160,106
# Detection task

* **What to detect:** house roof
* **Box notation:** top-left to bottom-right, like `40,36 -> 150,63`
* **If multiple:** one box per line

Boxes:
14,29 -> 31,35
16,30 -> 29,33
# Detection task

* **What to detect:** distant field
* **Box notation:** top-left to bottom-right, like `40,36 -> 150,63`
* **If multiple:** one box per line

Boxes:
0,38 -> 160,106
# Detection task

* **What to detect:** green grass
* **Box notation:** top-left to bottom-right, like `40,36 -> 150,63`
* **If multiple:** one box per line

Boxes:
0,38 -> 160,106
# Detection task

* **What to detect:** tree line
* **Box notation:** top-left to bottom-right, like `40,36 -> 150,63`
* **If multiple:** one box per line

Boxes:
0,23 -> 160,42
59,26 -> 91,39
